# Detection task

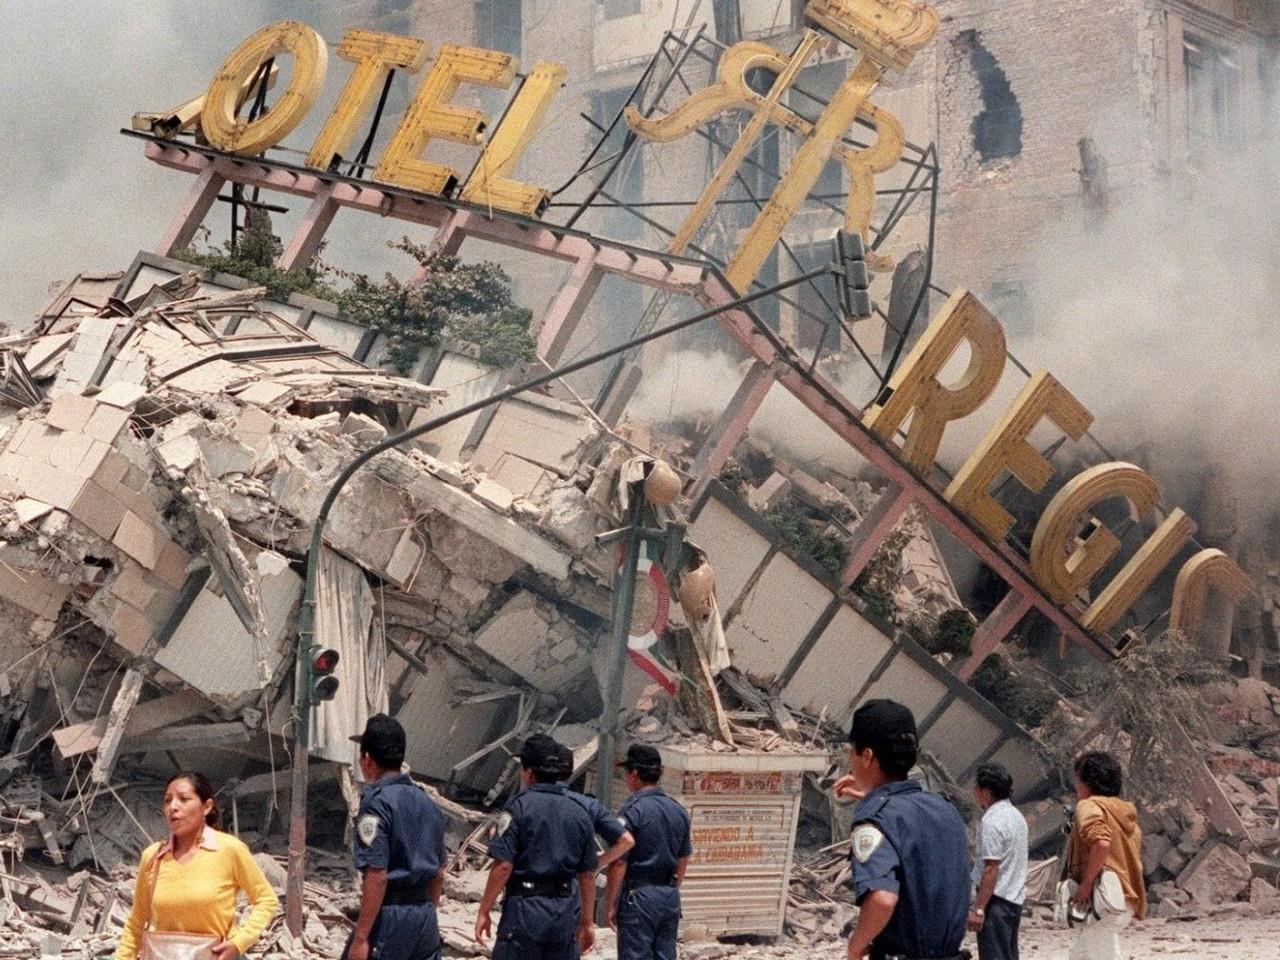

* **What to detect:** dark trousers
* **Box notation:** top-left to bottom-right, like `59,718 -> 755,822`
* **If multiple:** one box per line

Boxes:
341,902 -> 441,960
976,895 -> 1021,960
493,894 -> 580,960
617,886 -> 680,960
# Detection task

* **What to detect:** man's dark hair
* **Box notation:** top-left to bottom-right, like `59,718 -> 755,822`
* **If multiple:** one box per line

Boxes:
849,699 -> 918,778
974,762 -> 1013,801
1074,751 -> 1123,797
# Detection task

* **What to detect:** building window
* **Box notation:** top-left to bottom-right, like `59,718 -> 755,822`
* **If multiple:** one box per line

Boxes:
1184,34 -> 1241,167
475,0 -> 522,58
602,0 -> 642,18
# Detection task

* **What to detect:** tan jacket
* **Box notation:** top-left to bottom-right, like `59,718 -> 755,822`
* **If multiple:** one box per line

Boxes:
1067,795 -> 1146,919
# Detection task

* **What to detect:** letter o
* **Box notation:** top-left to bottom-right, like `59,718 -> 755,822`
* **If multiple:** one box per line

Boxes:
201,22 -> 328,155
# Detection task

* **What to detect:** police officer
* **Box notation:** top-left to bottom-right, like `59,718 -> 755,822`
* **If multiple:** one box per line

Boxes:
605,745 -> 691,960
344,714 -> 446,960
842,699 -> 969,960
475,735 -> 598,959
556,743 -> 636,871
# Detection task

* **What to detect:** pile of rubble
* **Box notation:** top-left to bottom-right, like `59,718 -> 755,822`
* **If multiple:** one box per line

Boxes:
0,271 -> 1277,957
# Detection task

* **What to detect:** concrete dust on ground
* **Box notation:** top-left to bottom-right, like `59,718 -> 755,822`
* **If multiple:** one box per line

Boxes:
678,915 -> 1280,960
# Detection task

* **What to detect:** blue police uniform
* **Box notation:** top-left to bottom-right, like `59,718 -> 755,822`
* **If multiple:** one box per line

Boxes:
567,789 -> 628,847
616,787 -> 692,960
849,780 -> 969,960
487,783 -> 597,960
344,772 -> 446,960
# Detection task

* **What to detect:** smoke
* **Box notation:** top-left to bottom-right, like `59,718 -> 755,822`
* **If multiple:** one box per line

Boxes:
635,137 -> 1280,541
0,2 -> 355,326
1008,140 -> 1280,535
630,346 -> 879,475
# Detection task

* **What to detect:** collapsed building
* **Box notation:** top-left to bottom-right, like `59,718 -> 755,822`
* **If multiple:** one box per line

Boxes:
2,0 -> 1280,956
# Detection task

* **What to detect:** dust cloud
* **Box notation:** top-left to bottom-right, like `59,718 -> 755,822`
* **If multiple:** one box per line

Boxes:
0,1 -> 355,327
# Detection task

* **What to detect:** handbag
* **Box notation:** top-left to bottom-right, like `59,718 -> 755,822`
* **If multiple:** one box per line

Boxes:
1092,868 -> 1129,918
1054,879 -> 1092,928
139,931 -> 218,960
1054,870 -> 1128,928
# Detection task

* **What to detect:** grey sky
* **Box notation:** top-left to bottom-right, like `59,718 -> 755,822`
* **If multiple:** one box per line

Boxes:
0,1 -> 357,324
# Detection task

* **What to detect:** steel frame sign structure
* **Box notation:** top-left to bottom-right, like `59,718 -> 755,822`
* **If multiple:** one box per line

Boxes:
129,0 -> 1249,675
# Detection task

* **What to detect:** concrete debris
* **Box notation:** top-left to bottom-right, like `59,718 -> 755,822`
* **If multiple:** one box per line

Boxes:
1177,840 -> 1254,906
0,280 -> 1277,957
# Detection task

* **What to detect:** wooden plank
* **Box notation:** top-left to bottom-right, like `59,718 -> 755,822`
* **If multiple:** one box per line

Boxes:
671,627 -> 734,745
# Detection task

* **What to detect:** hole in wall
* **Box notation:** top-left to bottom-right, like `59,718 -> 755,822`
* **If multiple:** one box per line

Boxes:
959,29 -> 1023,163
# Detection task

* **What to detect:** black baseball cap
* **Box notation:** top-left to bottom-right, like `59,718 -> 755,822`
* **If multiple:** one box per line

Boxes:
519,734 -> 565,775
349,713 -> 406,766
848,699 -> 917,750
617,744 -> 662,777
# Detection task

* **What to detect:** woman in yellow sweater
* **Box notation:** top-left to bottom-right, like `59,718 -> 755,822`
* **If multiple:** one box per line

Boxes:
115,771 -> 279,960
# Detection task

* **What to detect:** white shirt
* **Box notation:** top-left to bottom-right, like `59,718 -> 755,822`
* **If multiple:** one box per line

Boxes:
972,798 -> 1028,905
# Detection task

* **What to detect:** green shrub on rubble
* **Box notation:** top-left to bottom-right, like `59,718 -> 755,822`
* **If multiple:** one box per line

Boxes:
970,653 -> 1059,729
175,210 -> 335,301
764,496 -> 849,576
718,458 -> 748,495
332,238 -> 536,374
177,218 -> 535,374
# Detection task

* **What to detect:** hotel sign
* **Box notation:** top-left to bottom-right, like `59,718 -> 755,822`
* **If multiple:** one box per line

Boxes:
139,0 -> 1250,642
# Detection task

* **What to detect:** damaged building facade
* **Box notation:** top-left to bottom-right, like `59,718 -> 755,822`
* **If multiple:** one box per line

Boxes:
2,0 -> 1280,955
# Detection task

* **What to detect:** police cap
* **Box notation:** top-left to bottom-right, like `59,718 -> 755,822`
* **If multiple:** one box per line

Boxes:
519,734 -> 565,775
617,744 -> 662,780
848,699 -> 918,775
349,713 -> 406,767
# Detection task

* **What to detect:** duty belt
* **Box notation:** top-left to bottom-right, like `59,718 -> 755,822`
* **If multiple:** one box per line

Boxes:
625,872 -> 676,891
382,883 -> 431,905
505,876 -> 574,899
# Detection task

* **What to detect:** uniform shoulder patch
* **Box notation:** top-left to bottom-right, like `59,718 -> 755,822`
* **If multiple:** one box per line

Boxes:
357,814 -> 380,847
851,823 -> 885,863
495,812 -> 514,837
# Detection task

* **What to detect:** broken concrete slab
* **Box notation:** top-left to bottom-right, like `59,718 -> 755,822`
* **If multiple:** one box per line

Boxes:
376,463 -> 569,581
45,394 -> 98,434
53,689 -> 210,759
93,382 -> 148,409
472,477 -> 515,514
154,550 -> 302,702
1177,839 -> 1252,904
340,412 -> 387,444
111,511 -> 168,567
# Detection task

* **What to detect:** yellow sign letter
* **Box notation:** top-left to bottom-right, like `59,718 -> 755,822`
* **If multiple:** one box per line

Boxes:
1169,549 -> 1252,642
374,45 -> 516,196
460,61 -> 568,216
945,371 -> 1093,540
863,290 -> 1006,474
1029,463 -> 1159,604
1081,509 -> 1197,634
202,21 -> 328,156
305,30 -> 429,170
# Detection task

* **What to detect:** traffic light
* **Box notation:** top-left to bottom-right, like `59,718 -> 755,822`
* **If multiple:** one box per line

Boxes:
310,647 -> 340,703
832,228 -> 872,319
